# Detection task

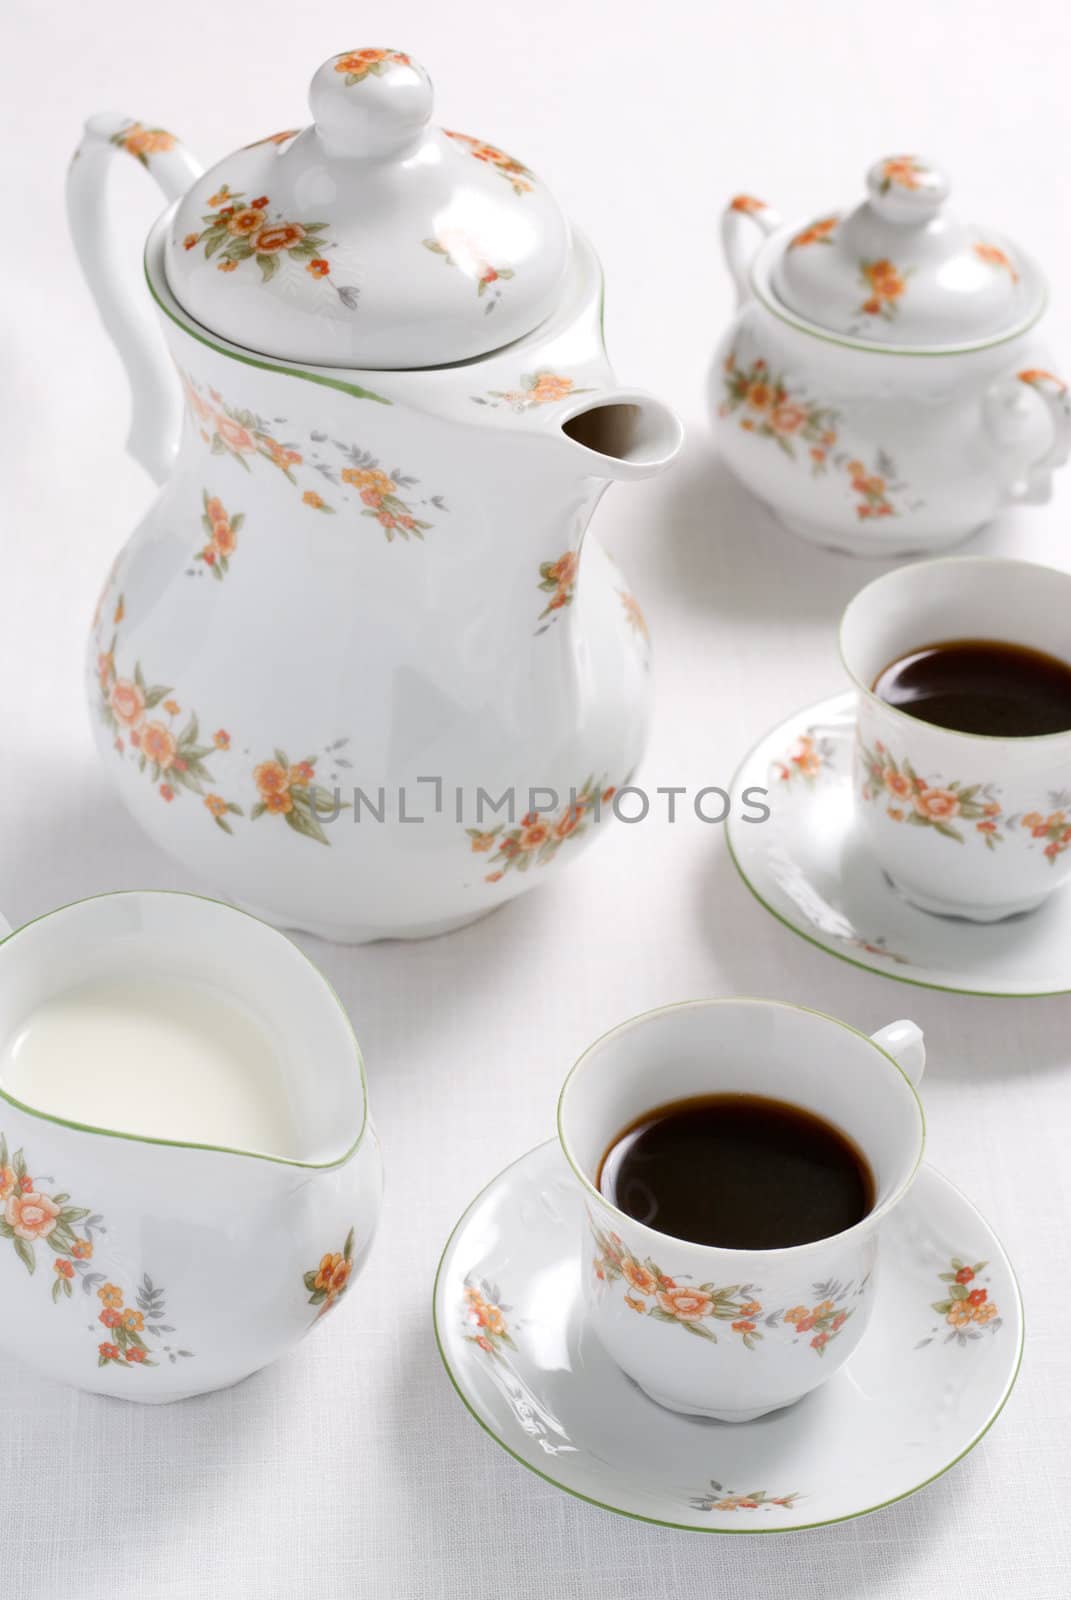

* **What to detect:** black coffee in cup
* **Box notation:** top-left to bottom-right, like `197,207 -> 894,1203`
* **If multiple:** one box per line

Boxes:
872,638 -> 1071,737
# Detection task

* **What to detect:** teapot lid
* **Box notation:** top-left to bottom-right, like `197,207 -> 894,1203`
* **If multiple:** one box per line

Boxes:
165,49 -> 571,369
771,155 -> 1044,347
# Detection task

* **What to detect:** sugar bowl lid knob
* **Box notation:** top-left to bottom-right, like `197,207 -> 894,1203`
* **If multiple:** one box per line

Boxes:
310,48 -> 433,159
865,154 -> 949,223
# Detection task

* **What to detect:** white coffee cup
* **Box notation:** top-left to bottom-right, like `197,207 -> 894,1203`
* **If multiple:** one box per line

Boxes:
841,556 -> 1071,921
558,998 -> 924,1422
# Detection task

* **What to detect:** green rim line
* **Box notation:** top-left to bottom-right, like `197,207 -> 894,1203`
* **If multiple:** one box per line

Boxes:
0,889 -> 369,1170
431,1140 -> 1024,1535
725,694 -> 1071,999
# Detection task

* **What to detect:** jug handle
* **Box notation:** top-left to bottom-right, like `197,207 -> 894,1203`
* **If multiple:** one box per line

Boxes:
66,114 -> 204,485
985,367 -> 1071,506
721,195 -> 782,307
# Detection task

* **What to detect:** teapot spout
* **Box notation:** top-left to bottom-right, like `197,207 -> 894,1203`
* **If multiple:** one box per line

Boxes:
555,390 -> 684,482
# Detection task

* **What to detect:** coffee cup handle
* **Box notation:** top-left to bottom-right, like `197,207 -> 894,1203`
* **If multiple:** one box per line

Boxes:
870,1020 -> 925,1086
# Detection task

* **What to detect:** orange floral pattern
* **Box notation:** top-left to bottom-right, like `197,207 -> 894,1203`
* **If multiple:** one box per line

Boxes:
781,1283 -> 854,1356
338,456 -> 432,542
844,452 -> 907,521
468,775 -> 613,883
304,1227 -> 356,1317
1018,808 -> 1071,864
690,1481 -> 802,1514
790,216 -> 839,250
473,370 -> 591,412
536,551 -> 579,623
878,155 -> 928,193
720,353 -> 839,473
182,372 -> 307,482
445,130 -> 535,196
462,1277 -> 516,1358
251,746 -> 348,846
917,1256 -> 1003,1348
619,590 -> 649,643
0,1132 -> 99,1289
195,490 -> 244,579
774,731 -> 831,786
110,122 -> 176,167
423,231 -> 515,305
729,194 -> 769,215
859,739 -> 1006,848
183,185 -> 359,307
974,242 -> 1019,283
589,1214 -> 764,1348
97,607 -> 243,830
334,48 -> 411,85
858,258 -> 910,322
96,1274 -> 194,1370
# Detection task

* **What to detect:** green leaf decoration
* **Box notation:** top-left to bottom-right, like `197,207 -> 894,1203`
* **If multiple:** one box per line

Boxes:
13,1236 -> 35,1275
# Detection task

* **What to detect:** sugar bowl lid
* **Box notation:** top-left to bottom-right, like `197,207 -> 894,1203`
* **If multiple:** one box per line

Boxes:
166,49 -> 572,369
771,155 -> 1044,348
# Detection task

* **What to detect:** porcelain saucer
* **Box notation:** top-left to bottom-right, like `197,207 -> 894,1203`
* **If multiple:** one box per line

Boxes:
727,691 -> 1071,996
433,1140 -> 1022,1533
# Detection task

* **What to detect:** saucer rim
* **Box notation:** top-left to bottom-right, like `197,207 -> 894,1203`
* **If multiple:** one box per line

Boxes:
432,1139 -> 1025,1535
726,690 -> 1071,999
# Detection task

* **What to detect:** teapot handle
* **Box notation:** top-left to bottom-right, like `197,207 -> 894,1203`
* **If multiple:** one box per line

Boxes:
985,367 -> 1071,506
66,114 -> 203,485
720,195 -> 782,307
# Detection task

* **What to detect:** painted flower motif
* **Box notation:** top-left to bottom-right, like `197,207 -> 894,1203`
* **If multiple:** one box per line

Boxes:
95,607 -> 243,832
1019,808 -> 1071,864
184,187 -> 358,306
251,747 -> 347,846
194,488 -> 245,579
781,1283 -> 855,1354
0,1133 -> 100,1296
474,370 -> 591,412
4,1189 -> 60,1242
844,452 -> 908,520
878,155 -> 928,192
974,242 -> 1019,282
588,1213 -> 764,1348
536,551 -> 579,623
790,216 -> 839,249
720,352 -> 839,472
93,1273 -> 194,1369
774,730 -> 831,786
304,1228 -> 357,1316
858,259 -> 910,321
619,590 -> 649,643
690,1481 -> 803,1514
445,129 -> 536,196
729,194 -> 768,215
468,775 -> 612,884
334,48 -> 411,85
110,122 -> 176,167
919,1255 -> 1002,1348
461,1277 -> 516,1357
423,231 -> 515,304
338,461 -> 432,542
857,739 -> 1006,848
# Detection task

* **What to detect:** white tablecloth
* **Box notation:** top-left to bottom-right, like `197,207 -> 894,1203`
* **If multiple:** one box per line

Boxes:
3,1 -> 1071,1595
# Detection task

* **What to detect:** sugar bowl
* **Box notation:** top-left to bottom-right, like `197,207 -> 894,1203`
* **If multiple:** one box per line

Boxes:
712,155 -> 1070,556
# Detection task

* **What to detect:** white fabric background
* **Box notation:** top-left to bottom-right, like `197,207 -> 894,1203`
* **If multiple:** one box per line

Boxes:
2,1 -> 1071,1595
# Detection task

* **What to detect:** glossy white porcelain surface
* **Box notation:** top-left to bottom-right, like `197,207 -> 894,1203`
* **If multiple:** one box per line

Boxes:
727,691 -> 1071,996
712,188 -> 1069,556
434,1140 -> 1022,1532
842,558 -> 1071,920
557,999 -> 924,1420
0,892 -> 382,1402
165,50 -> 572,369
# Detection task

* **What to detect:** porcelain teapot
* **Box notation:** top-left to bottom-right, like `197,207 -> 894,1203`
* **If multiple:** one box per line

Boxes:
68,49 -> 682,943
0,893 -> 382,1403
711,155 -> 1070,557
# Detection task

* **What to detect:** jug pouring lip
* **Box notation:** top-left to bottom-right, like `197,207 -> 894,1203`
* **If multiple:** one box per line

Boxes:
143,206 -> 608,396
0,890 -> 370,1173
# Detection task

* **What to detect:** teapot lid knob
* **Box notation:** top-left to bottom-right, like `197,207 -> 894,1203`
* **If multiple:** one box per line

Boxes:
310,48 -> 433,160
865,154 -> 949,223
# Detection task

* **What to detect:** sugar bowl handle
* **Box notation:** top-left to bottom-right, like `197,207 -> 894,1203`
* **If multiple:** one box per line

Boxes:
720,195 -> 782,307
66,115 -> 203,486
985,368 -> 1071,506
870,1021 -> 926,1087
